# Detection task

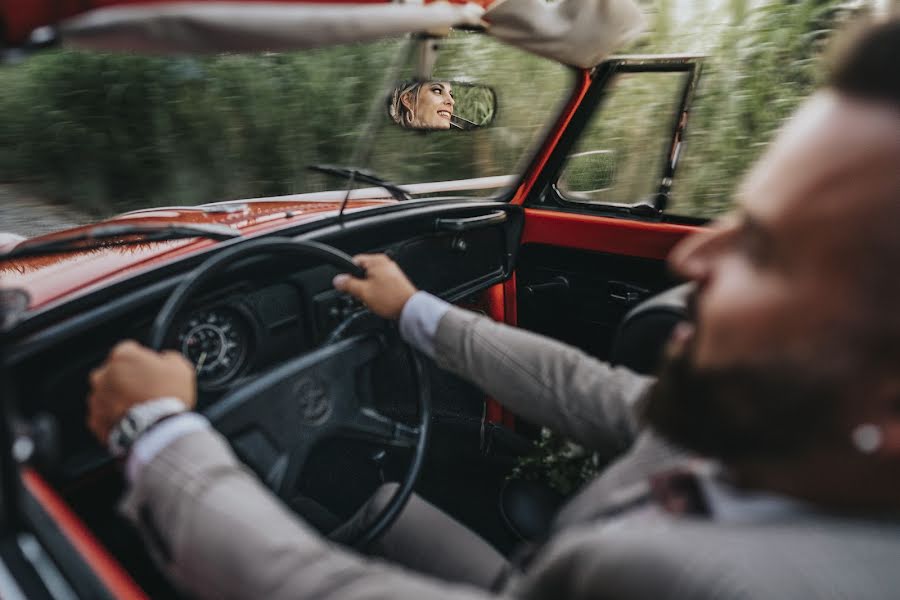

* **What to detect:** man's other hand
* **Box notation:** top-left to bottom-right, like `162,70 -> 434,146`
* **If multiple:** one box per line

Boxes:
87,340 -> 196,444
332,254 -> 418,320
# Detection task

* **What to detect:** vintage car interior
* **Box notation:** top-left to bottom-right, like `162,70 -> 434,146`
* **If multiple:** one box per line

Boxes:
0,2 -> 707,598
5,200 -> 525,596
2,196 -> 694,598
0,107 -> 706,600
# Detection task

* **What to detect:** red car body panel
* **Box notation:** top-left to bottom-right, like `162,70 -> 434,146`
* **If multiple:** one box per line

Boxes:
22,468 -> 150,599
509,70 -> 593,207
0,199 -> 392,311
521,208 -> 701,261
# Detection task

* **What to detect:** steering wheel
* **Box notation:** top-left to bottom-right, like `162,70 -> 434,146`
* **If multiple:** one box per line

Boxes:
147,237 -> 431,549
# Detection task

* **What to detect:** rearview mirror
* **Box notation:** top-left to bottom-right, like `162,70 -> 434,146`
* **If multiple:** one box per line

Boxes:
387,81 -> 497,131
558,150 -> 618,199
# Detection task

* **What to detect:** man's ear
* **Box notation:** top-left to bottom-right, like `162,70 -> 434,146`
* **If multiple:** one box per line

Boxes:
863,381 -> 900,458
877,421 -> 900,457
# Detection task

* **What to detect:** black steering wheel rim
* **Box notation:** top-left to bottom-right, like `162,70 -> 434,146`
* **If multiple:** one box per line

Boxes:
147,236 -> 431,549
147,237 -> 364,350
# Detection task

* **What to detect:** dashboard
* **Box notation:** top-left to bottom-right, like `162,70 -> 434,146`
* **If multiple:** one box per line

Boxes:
5,201 -> 523,483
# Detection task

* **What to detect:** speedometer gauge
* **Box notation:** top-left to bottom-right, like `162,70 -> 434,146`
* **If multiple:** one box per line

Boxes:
176,308 -> 249,385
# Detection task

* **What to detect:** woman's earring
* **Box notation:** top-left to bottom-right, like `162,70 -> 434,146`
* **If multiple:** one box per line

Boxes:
851,423 -> 883,454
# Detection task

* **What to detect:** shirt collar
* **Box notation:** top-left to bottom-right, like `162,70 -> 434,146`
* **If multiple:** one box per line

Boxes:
697,467 -> 815,524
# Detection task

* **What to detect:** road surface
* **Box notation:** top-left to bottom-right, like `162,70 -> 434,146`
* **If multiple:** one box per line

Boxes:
0,185 -> 89,238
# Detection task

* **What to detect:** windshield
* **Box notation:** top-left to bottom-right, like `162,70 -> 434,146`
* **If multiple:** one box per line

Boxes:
0,31 -> 572,238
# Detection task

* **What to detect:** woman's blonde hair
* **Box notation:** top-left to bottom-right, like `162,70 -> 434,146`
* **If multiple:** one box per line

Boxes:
388,81 -> 424,129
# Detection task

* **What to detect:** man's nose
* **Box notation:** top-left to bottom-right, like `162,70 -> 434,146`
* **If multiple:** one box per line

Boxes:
668,225 -> 726,284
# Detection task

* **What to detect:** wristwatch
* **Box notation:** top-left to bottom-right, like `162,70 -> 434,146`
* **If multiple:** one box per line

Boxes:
107,397 -> 188,458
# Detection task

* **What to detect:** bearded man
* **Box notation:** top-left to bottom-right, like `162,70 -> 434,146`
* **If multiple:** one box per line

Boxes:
87,19 -> 900,600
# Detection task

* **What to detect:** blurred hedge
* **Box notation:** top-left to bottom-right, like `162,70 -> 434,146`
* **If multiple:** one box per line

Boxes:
0,45 -> 415,213
668,0 -> 862,216
0,34 -> 573,215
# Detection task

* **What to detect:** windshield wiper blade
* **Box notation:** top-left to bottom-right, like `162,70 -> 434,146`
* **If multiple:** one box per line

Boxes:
0,222 -> 241,261
308,164 -> 411,203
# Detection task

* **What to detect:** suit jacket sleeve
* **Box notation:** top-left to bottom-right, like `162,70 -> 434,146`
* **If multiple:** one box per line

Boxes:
433,306 -> 654,453
120,427 -> 495,600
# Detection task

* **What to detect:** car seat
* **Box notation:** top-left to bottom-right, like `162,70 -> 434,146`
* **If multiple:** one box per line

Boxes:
610,282 -> 692,375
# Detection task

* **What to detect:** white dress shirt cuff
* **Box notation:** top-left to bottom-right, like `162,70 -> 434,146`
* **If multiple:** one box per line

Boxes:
125,411 -> 210,484
398,291 -> 451,359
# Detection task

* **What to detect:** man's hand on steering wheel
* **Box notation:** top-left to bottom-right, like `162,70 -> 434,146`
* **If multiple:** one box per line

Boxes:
84,240 -> 430,548
86,341 -> 196,444
333,254 -> 417,320
87,252 -> 415,446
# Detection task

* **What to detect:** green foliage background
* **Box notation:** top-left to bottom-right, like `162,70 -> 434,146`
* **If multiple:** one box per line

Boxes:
452,84 -> 497,127
550,0 -> 862,218
0,35 -> 570,215
665,0 -> 863,216
559,70 -> 689,206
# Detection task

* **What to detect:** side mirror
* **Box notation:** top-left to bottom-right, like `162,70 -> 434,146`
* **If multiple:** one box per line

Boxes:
558,150 -> 618,199
387,80 -> 497,131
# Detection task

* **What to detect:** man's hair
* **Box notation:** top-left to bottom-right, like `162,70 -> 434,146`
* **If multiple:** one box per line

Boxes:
828,18 -> 900,108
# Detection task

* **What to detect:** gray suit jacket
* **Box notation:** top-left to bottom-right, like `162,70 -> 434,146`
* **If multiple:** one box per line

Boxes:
122,306 -> 900,599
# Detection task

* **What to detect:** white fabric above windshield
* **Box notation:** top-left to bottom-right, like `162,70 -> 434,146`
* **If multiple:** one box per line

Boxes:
59,2 -> 485,54
59,0 -> 644,69
487,0 -> 644,69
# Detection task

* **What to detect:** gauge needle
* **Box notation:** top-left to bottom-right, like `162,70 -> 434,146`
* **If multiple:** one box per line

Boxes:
196,351 -> 208,373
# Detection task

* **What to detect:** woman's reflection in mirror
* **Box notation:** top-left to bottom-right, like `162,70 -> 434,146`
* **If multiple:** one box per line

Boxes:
389,81 -> 455,130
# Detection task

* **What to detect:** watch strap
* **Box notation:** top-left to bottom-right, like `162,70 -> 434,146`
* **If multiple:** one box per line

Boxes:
108,397 -> 188,458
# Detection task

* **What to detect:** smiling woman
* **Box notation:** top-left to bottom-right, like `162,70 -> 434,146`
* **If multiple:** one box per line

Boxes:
390,81 -> 456,130
388,79 -> 498,131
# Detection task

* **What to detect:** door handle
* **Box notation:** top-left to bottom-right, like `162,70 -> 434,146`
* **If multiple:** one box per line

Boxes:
434,210 -> 507,232
608,281 -> 649,307
524,276 -> 570,297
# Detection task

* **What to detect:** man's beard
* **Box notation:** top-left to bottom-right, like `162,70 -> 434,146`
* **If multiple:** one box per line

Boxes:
642,336 -> 845,462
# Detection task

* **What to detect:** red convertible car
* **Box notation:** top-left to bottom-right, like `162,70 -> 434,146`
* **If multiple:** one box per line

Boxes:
0,1 -> 704,597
